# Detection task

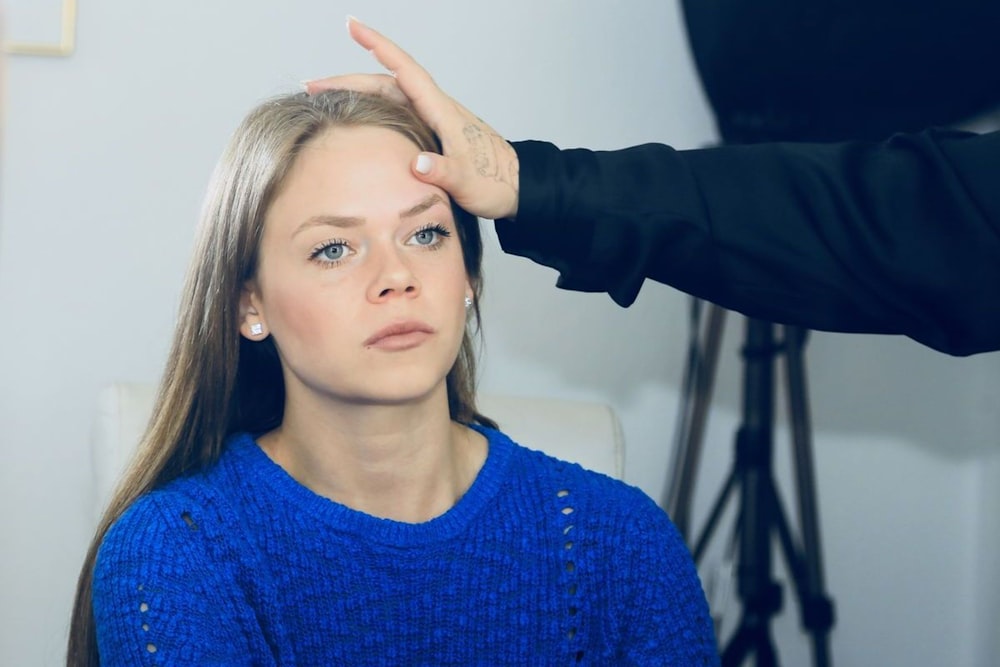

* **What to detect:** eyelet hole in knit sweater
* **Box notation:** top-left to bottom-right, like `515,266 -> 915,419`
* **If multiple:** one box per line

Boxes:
137,585 -> 159,662
558,488 -> 584,663
181,511 -> 198,529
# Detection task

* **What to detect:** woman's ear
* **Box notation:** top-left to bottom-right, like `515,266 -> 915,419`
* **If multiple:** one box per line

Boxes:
239,283 -> 269,340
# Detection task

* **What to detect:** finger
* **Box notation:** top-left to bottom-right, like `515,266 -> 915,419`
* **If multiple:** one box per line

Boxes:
304,73 -> 408,105
345,18 -> 442,111
345,16 -> 410,70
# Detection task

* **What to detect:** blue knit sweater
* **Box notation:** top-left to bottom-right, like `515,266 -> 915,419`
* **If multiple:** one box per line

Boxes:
93,427 -> 719,665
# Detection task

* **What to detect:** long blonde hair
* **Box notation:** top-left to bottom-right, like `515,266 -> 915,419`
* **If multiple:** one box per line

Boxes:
67,90 -> 494,666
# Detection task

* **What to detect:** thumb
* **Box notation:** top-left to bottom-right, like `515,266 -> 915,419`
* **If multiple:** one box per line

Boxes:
411,152 -> 455,191
411,149 -> 518,220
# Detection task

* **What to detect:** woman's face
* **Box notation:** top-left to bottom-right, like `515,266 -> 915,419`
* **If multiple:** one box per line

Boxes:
242,125 -> 472,409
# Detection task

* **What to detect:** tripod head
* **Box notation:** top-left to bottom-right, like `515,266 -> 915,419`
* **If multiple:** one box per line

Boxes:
681,0 -> 1000,143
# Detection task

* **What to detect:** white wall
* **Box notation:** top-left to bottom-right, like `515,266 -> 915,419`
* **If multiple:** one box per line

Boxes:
973,451 -> 1000,667
1,2 -> 997,665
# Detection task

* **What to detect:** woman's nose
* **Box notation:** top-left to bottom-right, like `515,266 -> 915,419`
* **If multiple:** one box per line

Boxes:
366,245 -> 421,303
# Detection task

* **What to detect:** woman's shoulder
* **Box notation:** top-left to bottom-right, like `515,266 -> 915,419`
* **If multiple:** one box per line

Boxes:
97,478 -> 227,577
98,434 -> 260,561
482,426 -> 666,523
91,439 -> 273,664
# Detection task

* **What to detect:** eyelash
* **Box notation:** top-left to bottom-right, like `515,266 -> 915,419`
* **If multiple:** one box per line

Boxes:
307,224 -> 453,268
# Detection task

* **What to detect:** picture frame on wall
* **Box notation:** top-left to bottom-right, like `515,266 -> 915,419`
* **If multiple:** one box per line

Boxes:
2,0 -> 77,57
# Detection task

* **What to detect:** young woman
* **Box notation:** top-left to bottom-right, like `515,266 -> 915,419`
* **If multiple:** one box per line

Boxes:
67,90 -> 718,666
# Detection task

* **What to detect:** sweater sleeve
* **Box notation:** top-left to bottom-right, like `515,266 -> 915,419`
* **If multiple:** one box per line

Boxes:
496,130 -> 1000,356
615,495 -> 720,666
92,493 -> 266,666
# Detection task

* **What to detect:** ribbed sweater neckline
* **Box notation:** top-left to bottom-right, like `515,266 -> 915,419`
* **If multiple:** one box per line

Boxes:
223,424 -> 513,548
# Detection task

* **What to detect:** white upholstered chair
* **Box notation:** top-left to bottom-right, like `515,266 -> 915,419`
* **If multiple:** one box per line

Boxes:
90,382 -> 625,520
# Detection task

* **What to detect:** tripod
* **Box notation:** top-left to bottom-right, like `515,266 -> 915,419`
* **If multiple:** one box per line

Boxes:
664,300 -> 835,666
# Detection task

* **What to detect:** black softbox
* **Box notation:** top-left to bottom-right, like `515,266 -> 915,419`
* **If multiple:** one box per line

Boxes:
682,0 -> 1000,143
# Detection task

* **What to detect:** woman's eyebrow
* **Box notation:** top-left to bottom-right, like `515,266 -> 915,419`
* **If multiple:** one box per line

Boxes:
293,194 -> 446,238
399,194 -> 445,219
293,215 -> 363,237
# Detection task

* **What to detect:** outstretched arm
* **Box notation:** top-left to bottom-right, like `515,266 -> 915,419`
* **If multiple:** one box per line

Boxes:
498,131 -> 1000,356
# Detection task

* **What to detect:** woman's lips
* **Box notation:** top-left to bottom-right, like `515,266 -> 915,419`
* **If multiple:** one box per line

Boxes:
364,321 -> 435,351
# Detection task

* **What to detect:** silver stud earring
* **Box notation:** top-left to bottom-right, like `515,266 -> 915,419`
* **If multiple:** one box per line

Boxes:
250,323 -> 263,336
464,296 -> 473,309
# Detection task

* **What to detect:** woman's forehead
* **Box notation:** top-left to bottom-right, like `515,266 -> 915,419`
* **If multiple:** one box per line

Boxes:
268,126 -> 451,232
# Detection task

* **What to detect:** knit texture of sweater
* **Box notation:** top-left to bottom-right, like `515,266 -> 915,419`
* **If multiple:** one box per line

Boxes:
93,427 -> 719,666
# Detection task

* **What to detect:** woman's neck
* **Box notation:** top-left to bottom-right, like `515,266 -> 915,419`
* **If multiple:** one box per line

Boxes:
257,385 -> 487,523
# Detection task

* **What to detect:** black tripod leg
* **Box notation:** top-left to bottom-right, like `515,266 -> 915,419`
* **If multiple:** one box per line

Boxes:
721,621 -> 754,667
665,300 -> 727,538
693,466 -> 738,562
724,319 -> 783,666
722,612 -> 779,667
782,326 -> 835,667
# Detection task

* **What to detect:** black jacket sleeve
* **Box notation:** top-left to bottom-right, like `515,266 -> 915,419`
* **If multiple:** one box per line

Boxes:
495,130 -> 1000,356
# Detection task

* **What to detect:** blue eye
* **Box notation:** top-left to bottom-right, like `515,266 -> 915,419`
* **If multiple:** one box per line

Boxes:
310,240 -> 352,265
410,224 -> 452,248
320,244 -> 346,260
413,230 -> 438,245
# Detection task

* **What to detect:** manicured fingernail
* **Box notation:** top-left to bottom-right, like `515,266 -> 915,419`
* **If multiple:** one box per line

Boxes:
299,80 -> 312,92
346,15 -> 361,30
415,154 -> 433,174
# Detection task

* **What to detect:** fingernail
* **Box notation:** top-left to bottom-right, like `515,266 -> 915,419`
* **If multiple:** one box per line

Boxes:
346,15 -> 361,30
299,80 -> 312,92
415,154 -> 433,174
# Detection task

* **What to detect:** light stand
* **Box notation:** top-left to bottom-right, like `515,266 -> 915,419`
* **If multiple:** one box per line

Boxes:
665,306 -> 834,666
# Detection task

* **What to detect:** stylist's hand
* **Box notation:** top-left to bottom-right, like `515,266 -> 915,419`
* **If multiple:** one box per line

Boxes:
305,17 -> 520,220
